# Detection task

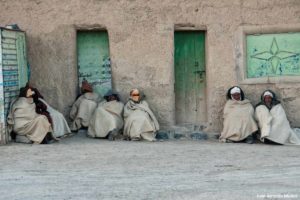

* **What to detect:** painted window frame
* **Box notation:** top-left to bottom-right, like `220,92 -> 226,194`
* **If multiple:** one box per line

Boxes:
235,24 -> 300,84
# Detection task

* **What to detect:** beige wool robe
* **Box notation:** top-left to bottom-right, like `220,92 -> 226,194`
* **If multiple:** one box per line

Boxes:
88,100 -> 124,138
220,99 -> 258,142
70,92 -> 100,131
255,104 -> 300,145
7,97 -> 52,144
123,100 -> 159,141
39,98 -> 71,137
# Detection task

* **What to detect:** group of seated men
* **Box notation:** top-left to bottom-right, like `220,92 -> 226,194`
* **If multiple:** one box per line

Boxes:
7,81 -> 159,144
220,86 -> 300,145
6,82 -> 300,145
70,80 -> 159,142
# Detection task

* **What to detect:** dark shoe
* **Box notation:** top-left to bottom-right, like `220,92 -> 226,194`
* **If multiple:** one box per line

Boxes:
10,131 -> 17,140
71,129 -> 78,133
41,138 -> 48,144
108,129 -> 118,141
41,132 -> 56,144
245,135 -> 254,144
131,137 -> 141,141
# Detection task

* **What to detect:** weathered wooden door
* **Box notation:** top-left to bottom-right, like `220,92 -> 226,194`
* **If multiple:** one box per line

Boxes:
0,28 -> 28,144
174,31 -> 206,125
16,31 -> 28,88
77,31 -> 111,96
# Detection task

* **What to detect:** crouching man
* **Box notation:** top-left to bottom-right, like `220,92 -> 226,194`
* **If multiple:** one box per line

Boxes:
123,88 -> 159,141
7,86 -> 55,144
219,86 -> 258,143
255,90 -> 300,145
88,90 -> 124,140
70,80 -> 101,131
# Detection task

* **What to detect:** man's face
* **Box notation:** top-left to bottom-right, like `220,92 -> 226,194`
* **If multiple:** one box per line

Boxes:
26,88 -> 34,98
264,95 -> 272,105
108,95 -> 116,102
131,89 -> 140,102
232,93 -> 241,101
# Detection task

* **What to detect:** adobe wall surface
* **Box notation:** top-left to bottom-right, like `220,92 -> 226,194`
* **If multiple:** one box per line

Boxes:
1,0 -> 300,131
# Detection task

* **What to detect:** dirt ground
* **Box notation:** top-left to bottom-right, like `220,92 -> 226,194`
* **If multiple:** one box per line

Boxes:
0,131 -> 300,200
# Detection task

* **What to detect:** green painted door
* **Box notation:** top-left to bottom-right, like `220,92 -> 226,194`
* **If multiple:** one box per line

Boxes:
77,31 -> 111,96
0,29 -> 28,144
16,31 -> 28,88
174,31 -> 206,124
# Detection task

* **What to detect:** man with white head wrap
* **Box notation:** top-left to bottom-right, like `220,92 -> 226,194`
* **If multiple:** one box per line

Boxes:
255,90 -> 300,145
219,86 -> 258,143
230,86 -> 241,101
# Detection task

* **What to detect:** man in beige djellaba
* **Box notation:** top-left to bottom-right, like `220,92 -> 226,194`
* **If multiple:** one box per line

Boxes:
88,90 -> 124,140
255,90 -> 300,145
7,86 -> 55,144
25,82 -> 71,138
219,86 -> 258,144
123,88 -> 159,141
70,80 -> 101,131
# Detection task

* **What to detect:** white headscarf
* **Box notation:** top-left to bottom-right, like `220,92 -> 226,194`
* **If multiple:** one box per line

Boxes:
230,87 -> 241,95
263,91 -> 273,98
230,87 -> 242,101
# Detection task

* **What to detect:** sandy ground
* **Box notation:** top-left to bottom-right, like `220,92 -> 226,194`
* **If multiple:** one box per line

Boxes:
0,131 -> 300,200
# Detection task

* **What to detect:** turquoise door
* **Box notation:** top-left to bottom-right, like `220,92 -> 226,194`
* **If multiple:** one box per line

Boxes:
16,31 -> 28,88
77,31 -> 111,96
1,30 -> 28,116
0,29 -> 28,144
174,31 -> 206,124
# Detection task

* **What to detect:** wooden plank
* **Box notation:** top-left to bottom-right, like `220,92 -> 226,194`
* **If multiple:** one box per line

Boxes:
2,85 -> 18,91
174,32 -> 187,123
4,94 -> 18,100
2,59 -> 18,63
2,38 -> 16,44
4,92 -> 19,97
2,64 -> 18,71
3,81 -> 18,86
2,70 -> 18,76
2,66 -> 18,71
2,30 -> 16,39
2,43 -> 16,50
185,32 -> 196,124
4,92 -> 19,98
16,32 -> 28,87
3,75 -> 18,80
4,90 -> 19,95
2,54 -> 17,60
2,49 -> 17,55
3,76 -> 19,82
2,60 -> 18,65
193,32 -> 206,122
